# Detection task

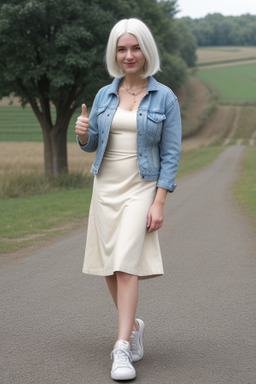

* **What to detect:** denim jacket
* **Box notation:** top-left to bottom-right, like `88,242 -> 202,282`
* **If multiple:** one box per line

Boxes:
77,76 -> 182,192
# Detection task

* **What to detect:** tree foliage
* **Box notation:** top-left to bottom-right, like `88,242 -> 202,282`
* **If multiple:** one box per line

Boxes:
0,0 -> 195,174
183,13 -> 256,46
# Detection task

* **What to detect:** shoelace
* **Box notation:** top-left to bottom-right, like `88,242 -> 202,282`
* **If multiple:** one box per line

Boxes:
111,349 -> 132,366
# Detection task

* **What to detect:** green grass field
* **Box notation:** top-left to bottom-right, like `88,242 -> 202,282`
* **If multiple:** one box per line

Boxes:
196,63 -> 256,101
0,106 -> 79,142
177,146 -> 224,178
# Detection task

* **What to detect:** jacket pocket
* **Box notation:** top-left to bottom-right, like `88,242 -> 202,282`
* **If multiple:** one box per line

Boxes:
147,112 -> 166,138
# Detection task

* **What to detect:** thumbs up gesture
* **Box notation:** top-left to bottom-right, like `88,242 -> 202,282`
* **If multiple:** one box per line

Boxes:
81,103 -> 87,118
75,104 -> 89,144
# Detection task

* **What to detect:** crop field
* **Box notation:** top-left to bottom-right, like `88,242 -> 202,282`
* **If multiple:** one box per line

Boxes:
196,46 -> 256,66
0,106 -> 79,142
0,142 -> 95,176
195,63 -> 256,101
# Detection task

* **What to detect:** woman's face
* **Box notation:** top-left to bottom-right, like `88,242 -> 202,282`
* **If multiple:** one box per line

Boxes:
116,33 -> 146,77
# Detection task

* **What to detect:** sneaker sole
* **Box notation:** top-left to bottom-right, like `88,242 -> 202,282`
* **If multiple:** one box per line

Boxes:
111,371 -> 136,381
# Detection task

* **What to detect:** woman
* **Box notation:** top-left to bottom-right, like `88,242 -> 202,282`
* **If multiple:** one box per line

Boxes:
75,18 -> 181,381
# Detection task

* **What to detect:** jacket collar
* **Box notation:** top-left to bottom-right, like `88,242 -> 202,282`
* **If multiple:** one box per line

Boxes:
108,76 -> 159,95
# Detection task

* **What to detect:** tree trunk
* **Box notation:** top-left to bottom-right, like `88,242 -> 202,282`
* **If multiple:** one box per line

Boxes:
41,121 -> 69,176
27,91 -> 77,176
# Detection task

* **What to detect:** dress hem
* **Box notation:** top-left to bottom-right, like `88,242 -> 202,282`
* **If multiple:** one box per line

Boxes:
82,266 -> 164,280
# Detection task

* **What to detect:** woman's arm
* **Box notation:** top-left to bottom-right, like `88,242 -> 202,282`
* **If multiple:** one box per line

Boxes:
147,187 -> 168,233
157,98 -> 182,192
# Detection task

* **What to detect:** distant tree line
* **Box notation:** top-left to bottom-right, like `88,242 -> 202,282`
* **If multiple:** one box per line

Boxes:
182,13 -> 256,46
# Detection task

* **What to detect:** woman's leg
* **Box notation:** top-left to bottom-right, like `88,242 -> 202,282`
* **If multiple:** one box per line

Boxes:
116,272 -> 139,342
105,272 -> 139,341
106,274 -> 118,308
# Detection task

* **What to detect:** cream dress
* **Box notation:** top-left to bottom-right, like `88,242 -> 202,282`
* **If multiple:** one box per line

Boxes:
82,107 -> 164,279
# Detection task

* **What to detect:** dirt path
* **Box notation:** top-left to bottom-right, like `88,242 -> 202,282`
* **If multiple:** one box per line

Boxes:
1,145 -> 255,384
181,105 -> 239,151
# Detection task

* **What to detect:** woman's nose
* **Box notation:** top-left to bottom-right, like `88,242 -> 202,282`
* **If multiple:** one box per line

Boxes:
125,49 -> 133,59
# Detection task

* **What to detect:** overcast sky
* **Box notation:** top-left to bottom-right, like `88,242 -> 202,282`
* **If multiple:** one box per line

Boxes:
176,0 -> 256,18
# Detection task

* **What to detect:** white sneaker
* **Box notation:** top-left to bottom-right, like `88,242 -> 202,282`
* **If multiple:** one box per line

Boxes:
130,319 -> 144,362
111,340 -> 136,381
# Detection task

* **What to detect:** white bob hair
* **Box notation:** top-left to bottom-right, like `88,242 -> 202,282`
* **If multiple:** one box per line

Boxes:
105,18 -> 160,79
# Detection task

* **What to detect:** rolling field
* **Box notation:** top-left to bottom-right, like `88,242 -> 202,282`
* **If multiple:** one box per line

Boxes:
196,46 -> 256,66
196,63 -> 256,101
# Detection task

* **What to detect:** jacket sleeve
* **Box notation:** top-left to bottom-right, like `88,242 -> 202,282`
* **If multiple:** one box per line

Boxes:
157,97 -> 182,192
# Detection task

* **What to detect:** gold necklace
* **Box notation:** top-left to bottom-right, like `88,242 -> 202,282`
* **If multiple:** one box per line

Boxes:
120,83 -> 147,103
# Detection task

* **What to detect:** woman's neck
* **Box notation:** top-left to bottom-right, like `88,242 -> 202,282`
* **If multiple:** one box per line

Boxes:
121,75 -> 148,90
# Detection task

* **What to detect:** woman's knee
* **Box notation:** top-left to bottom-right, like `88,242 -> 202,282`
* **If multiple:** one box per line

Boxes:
115,271 -> 137,284
106,274 -> 117,283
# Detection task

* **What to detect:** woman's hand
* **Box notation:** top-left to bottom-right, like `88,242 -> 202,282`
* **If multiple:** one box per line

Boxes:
75,104 -> 89,144
147,201 -> 164,233
147,187 -> 168,233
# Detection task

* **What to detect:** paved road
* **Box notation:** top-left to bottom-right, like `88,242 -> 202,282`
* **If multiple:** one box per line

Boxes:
1,145 -> 256,384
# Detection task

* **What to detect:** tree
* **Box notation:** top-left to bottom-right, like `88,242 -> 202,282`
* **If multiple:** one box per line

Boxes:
0,0 -> 136,175
173,19 -> 197,67
154,0 -> 189,88
0,0 -> 189,175
183,13 -> 256,47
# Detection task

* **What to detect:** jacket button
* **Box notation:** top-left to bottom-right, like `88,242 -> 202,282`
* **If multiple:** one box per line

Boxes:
139,113 -> 142,116
139,132 -> 142,136
139,153 -> 142,156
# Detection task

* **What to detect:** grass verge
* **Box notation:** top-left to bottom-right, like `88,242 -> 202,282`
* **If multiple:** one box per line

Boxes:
0,146 -> 226,254
233,147 -> 256,228
0,188 -> 92,253
177,145 -> 225,178
0,172 -> 93,198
